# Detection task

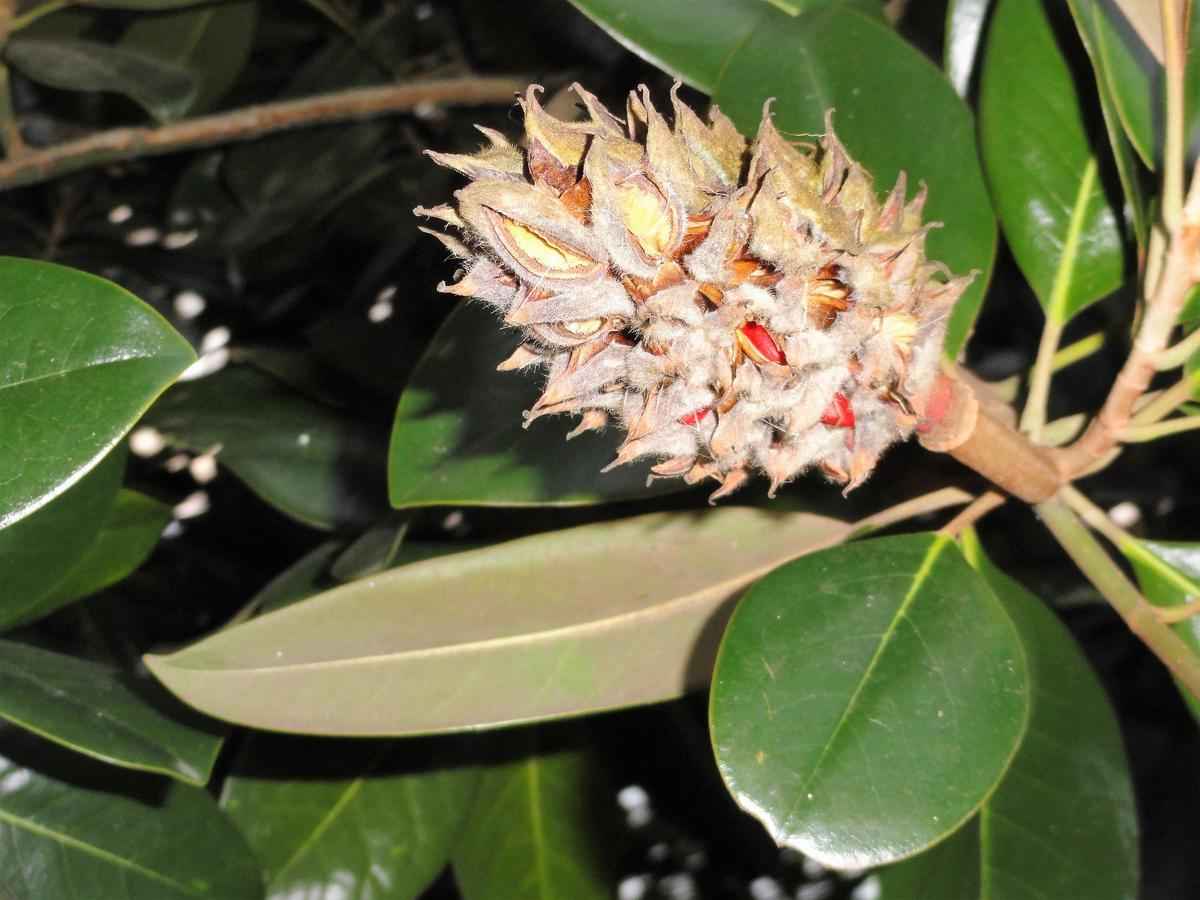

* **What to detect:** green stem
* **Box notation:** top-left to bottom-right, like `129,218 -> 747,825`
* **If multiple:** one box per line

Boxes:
1161,0 -> 1186,234
1121,413 -> 1200,441
1052,331 -> 1105,372
9,0 -> 66,32
1038,495 -> 1200,700
1154,323 -> 1200,369
1020,315 -> 1063,439
1130,375 -> 1197,425
1022,158 -> 1099,439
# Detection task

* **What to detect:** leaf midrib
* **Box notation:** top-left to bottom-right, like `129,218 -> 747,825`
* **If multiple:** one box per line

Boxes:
0,351 -> 170,395
158,523 -> 853,676
0,803 -> 199,895
1044,156 -> 1098,322
779,536 -> 949,835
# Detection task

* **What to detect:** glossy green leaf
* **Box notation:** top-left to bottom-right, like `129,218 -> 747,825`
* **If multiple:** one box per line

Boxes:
0,448 -> 123,632
329,514 -> 410,582
453,746 -> 616,900
0,728 -> 260,899
1126,539 -> 1200,719
945,0 -> 993,97
0,641 -> 222,785
0,256 -> 194,528
389,303 -> 681,509
249,542 -> 344,618
146,508 -> 855,735
222,733 -> 478,899
875,819 -> 981,898
1067,0 -> 1151,249
1067,0 -> 1200,171
979,0 -> 1127,322
121,1 -> 257,114
711,7 -> 995,356
568,0 -> 882,94
709,533 -> 1029,868
39,489 -> 171,612
147,364 -> 387,531
5,36 -> 198,122
879,534 -> 1138,898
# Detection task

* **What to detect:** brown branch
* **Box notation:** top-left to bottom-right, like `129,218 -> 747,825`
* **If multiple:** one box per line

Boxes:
1055,165 -> 1200,475
918,370 -> 1063,504
0,76 -> 527,191
938,491 -> 1005,538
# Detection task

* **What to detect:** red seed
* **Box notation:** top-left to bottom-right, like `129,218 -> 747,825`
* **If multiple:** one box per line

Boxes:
821,393 -> 855,428
735,322 -> 787,365
679,407 -> 712,427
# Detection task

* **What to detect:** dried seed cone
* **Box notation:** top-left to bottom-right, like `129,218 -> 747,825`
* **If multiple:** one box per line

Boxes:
417,84 -> 976,500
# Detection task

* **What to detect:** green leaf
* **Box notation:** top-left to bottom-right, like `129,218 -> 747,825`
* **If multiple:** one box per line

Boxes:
249,542 -> 343,618
945,0 -> 993,97
388,303 -> 683,509
452,745 -> 616,900
879,534 -> 1138,898
568,0 -> 883,94
709,533 -> 1029,868
39,489 -> 171,612
0,728 -> 260,899
0,257 -> 195,528
1126,539 -> 1200,719
979,0 -> 1127,323
875,820 -> 981,898
0,641 -> 222,785
120,1 -> 257,115
147,364 -> 388,531
77,0 -> 214,8
1067,0 -> 1200,171
145,508 -> 855,735
329,514 -> 410,582
5,36 -> 199,122
710,6 -> 995,356
0,447 -> 123,632
1067,0 -> 1151,249
222,733 -> 478,899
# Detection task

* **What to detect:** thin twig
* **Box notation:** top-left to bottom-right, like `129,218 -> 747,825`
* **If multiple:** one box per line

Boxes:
1121,413 -> 1200,441
1020,315 -> 1063,440
1062,484 -> 1200,622
1153,323 -> 1200,369
1154,597 -> 1200,623
9,0 -> 64,32
1052,331 -> 1106,372
1056,158 -> 1200,474
937,491 -> 1005,538
1038,494 -> 1200,700
1129,375 -> 1197,425
0,76 -> 526,191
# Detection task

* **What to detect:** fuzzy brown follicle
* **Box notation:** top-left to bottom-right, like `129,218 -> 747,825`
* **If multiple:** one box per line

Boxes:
918,372 -> 1062,503
419,83 -> 979,500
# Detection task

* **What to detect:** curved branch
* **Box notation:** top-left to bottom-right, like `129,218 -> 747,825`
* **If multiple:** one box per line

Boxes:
0,76 -> 527,191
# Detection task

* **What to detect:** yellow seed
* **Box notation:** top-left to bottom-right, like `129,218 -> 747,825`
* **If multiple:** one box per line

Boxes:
616,179 -> 675,258
498,217 -> 595,276
560,318 -> 605,336
878,312 -> 918,350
